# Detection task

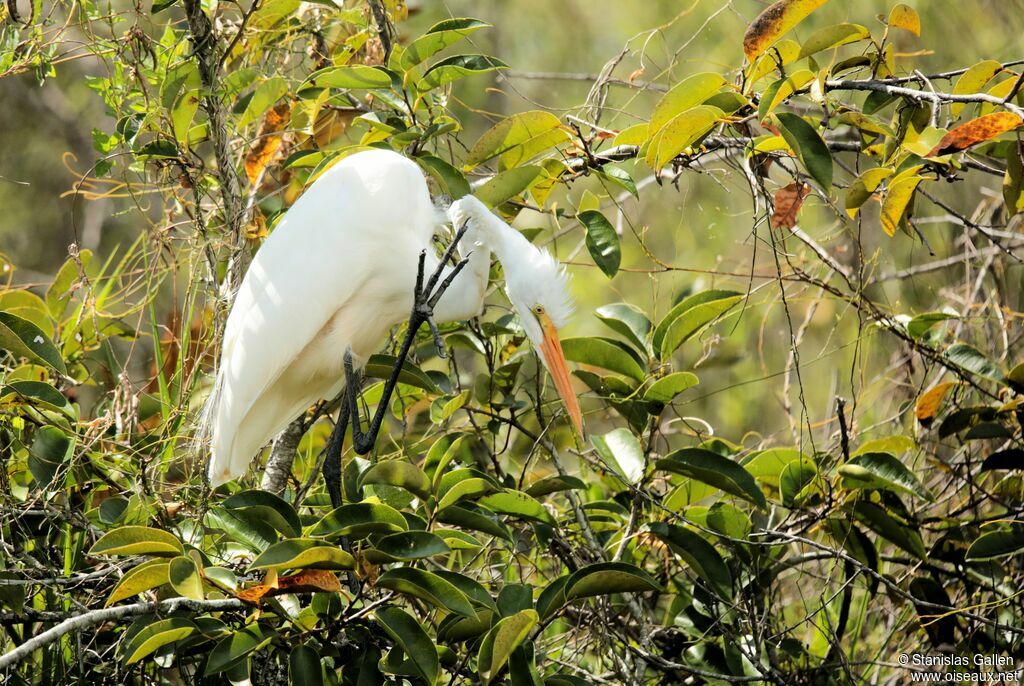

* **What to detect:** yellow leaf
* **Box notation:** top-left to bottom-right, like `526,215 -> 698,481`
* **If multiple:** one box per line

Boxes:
742,0 -> 829,63
244,102 -> 292,186
880,172 -> 922,236
745,39 -> 801,89
646,105 -> 723,169
915,381 -> 956,424
648,72 -> 727,137
888,3 -> 921,37
612,123 -> 649,147
951,60 -> 1003,118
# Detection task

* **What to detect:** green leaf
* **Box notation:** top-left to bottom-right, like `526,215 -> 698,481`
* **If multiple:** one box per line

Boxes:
465,110 -> 565,168
845,167 -> 893,218
525,474 -> 587,497
578,210 -> 621,278
797,23 -> 870,58
647,105 -> 723,169
474,166 -> 542,207
656,448 -> 767,509
966,524 -> 1024,560
418,154 -> 471,198
168,555 -> 204,600
419,54 -> 507,90
375,606 -> 440,685
594,303 -> 650,352
434,570 -> 497,610
945,343 -> 1004,383
536,575 -> 570,621
653,290 -> 743,359
308,501 -> 408,540
437,469 -> 499,510
906,312 -> 957,339
779,459 -> 819,506
105,560 -> 170,607
400,18 -> 490,68
223,490 -> 302,538
0,311 -> 66,373
250,538 -> 355,571
363,531 -> 450,563
478,491 -> 555,524
289,644 -> 324,686
564,562 -> 661,600
305,65 -> 396,90
206,507 -> 277,552
28,426 -> 74,487
377,568 -> 476,617
648,73 -> 728,136
838,452 -> 933,501
360,460 -> 432,500
237,77 -> 289,130
123,618 -> 198,664
206,625 -> 275,676
776,112 -> 833,190
643,372 -> 699,405
365,354 -> 439,392
561,337 -> 645,381
850,500 -> 925,559
477,609 -> 538,686
646,523 -> 732,598
436,504 -> 512,541
592,428 -> 645,484
2,381 -> 75,418
90,526 -> 183,557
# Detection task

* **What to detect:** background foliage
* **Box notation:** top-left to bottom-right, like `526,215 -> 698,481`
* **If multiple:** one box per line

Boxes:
2,0 -> 1024,683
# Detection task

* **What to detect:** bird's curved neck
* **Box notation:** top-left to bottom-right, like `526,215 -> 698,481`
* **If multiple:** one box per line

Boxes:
471,206 -> 530,265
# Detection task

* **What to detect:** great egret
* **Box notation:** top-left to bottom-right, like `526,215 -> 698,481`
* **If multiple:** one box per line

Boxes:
204,149 -> 582,504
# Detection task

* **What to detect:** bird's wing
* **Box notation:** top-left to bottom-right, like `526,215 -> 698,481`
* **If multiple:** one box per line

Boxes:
208,150 -> 439,485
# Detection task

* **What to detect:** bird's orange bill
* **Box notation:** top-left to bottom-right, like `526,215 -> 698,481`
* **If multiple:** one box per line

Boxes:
538,312 -> 584,437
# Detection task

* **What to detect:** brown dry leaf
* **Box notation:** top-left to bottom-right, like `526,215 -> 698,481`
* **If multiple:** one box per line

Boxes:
244,102 -> 292,186
236,584 -> 272,604
770,182 -> 810,229
245,210 -> 267,241
743,0 -> 829,63
357,553 -> 380,586
915,381 -> 957,424
235,570 -> 341,604
927,112 -> 1024,157
277,569 -> 342,594
627,68 -> 645,84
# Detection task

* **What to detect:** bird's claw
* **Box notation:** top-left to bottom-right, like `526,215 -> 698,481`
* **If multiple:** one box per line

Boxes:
410,222 -> 471,358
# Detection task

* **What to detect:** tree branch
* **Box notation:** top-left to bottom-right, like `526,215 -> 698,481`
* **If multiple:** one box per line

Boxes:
0,598 -> 245,671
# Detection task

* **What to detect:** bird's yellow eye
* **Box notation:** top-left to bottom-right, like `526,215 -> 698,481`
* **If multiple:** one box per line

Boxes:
533,305 -> 545,316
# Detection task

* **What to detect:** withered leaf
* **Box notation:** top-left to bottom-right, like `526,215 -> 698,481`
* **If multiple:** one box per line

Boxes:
743,0 -> 829,63
915,381 -> 956,425
236,569 -> 341,604
244,102 -> 292,186
927,112 -> 1024,157
770,181 -> 810,229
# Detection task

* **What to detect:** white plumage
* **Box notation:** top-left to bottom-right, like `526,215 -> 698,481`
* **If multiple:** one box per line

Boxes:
205,149 -> 581,487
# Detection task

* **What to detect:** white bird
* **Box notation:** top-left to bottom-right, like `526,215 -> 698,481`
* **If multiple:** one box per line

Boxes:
205,148 -> 582,490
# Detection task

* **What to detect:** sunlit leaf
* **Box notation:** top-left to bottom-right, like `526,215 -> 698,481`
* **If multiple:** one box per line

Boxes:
656,449 -> 766,509
927,112 -> 1024,157
477,609 -> 538,686
90,526 -> 183,557
742,0 -> 829,62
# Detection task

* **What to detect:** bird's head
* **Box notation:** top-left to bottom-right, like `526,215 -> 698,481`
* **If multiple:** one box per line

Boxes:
451,195 -> 583,436
504,244 -> 584,437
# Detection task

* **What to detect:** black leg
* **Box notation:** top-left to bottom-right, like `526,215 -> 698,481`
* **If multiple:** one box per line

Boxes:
322,399 -> 349,509
345,221 -> 472,456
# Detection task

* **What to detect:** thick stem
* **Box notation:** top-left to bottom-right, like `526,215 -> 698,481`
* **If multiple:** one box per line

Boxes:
261,416 -> 305,494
